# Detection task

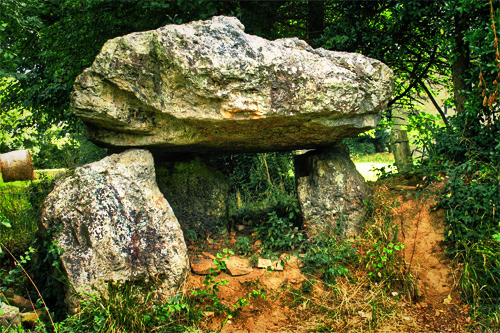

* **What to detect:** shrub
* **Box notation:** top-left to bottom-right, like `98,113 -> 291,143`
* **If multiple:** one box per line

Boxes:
419,99 -> 500,323
300,235 -> 355,284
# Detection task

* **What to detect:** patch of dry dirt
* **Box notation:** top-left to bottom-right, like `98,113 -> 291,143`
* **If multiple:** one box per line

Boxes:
183,179 -> 473,332
391,182 -> 472,332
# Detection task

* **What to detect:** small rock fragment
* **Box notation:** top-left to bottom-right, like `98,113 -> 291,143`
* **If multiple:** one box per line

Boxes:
0,302 -> 21,328
225,257 -> 253,276
8,295 -> 32,312
191,258 -> 219,275
256,258 -> 284,271
257,259 -> 273,269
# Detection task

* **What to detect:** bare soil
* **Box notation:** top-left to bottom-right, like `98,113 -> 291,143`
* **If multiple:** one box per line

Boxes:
184,178 -> 473,332
385,179 -> 472,332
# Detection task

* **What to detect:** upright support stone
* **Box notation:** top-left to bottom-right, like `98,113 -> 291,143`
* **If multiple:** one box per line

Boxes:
155,155 -> 230,237
40,149 -> 189,313
295,145 -> 369,238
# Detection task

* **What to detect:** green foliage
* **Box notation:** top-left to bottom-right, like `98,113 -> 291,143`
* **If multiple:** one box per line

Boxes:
190,249 -> 267,330
0,175 -> 69,322
366,241 -> 405,282
319,0 -> 449,110
419,77 -> 500,325
351,152 -> 394,165
0,90 -> 106,169
343,129 -> 389,157
3,248 -> 267,332
0,246 -> 35,288
213,152 -> 296,211
0,177 -> 52,251
255,210 -> 303,252
454,239 -> 500,318
56,281 -> 191,333
234,236 -> 252,256
371,164 -> 398,180
406,111 -> 447,161
361,191 -> 418,297
300,236 -> 355,285
0,0 -> 237,116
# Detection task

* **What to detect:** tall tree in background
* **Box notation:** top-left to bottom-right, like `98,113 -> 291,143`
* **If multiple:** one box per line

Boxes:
308,0 -> 325,44
0,0 -> 237,122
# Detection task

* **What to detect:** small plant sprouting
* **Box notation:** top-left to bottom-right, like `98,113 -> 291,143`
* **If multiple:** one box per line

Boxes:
366,241 -> 405,282
0,210 -> 11,229
255,211 -> 303,252
300,235 -> 355,284
235,236 -> 252,256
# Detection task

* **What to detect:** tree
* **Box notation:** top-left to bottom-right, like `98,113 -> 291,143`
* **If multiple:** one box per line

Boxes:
0,0 -> 237,121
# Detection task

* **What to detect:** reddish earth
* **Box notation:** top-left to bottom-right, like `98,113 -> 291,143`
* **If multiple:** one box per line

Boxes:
184,179 -> 473,332
386,180 -> 472,332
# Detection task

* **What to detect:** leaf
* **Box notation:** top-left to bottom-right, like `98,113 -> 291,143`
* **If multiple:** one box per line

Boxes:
443,294 -> 452,305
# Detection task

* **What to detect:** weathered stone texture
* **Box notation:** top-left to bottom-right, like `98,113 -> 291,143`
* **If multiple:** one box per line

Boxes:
155,156 -> 230,237
71,16 -> 393,152
295,145 -> 369,237
0,302 -> 20,328
40,149 -> 189,311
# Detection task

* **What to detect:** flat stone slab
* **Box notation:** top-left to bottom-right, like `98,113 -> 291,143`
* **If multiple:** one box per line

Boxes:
71,16 -> 393,153
257,258 -> 284,271
191,258 -> 219,275
225,257 -> 253,276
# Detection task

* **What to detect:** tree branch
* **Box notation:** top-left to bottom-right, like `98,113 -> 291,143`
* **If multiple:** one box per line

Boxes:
388,45 -> 438,108
418,79 -> 450,128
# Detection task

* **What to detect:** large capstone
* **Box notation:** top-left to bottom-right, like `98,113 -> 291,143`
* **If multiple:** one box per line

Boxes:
295,145 -> 369,238
40,149 -> 189,312
71,16 -> 393,153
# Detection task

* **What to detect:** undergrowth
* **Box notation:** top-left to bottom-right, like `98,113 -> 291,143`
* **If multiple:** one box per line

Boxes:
416,109 -> 500,329
0,154 -> 421,332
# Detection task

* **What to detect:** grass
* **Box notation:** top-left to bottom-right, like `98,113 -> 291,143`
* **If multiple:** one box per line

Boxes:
0,170 -> 59,251
353,153 -> 396,182
352,152 -> 394,164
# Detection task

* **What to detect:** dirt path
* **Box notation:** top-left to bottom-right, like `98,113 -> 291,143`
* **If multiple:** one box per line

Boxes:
392,184 -> 471,332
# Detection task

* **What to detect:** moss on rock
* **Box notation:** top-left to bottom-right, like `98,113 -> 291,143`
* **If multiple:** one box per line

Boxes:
156,156 -> 230,237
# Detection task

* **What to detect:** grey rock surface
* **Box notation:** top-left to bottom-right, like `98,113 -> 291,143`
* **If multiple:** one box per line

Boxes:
40,149 -> 189,312
156,156 -> 229,237
295,145 -> 369,237
72,16 -> 393,153
0,302 -> 20,328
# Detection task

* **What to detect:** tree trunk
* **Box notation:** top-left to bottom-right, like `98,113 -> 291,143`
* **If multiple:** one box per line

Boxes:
308,0 -> 325,45
452,14 -> 470,114
0,150 -> 35,182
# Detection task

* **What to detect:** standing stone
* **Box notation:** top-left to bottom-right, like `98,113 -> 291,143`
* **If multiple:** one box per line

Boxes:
40,149 -> 189,312
295,145 -> 369,238
71,16 -> 394,153
155,156 -> 230,237
390,129 -> 413,172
